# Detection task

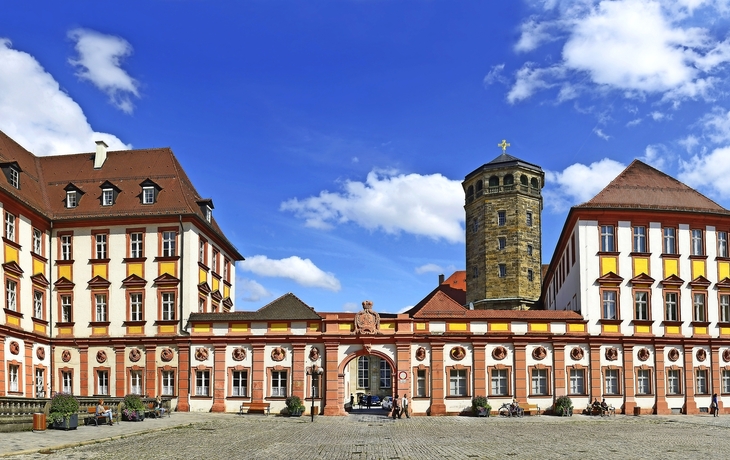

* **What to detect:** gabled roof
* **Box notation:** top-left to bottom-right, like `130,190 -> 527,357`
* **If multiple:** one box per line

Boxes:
412,291 -> 468,318
405,271 -> 466,316
190,293 -> 322,322
577,160 -> 729,214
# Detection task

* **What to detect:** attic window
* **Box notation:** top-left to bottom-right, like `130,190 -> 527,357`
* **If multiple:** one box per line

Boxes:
66,191 -> 78,208
205,206 -> 212,222
102,189 -> 114,206
9,168 -> 19,189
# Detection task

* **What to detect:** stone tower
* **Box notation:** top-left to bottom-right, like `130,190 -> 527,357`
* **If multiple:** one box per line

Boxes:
463,142 -> 544,310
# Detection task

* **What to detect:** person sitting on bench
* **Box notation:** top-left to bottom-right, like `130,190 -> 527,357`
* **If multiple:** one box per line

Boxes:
155,396 -> 166,417
97,398 -> 114,425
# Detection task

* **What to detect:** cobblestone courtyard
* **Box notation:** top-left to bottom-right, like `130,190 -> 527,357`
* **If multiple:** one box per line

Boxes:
7,413 -> 730,459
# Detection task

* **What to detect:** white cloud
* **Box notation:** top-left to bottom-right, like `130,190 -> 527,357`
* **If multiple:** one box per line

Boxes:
651,111 -> 666,120
699,107 -> 730,143
593,128 -> 610,140
68,28 -> 140,114
679,134 -> 701,152
240,255 -> 341,292
342,302 -> 359,313
678,146 -> 730,195
543,158 -> 626,212
0,38 -> 129,156
236,278 -> 272,303
508,0 -> 730,103
281,169 -> 465,243
483,64 -> 507,85
415,263 -> 443,275
626,118 -> 642,127
641,144 -> 671,170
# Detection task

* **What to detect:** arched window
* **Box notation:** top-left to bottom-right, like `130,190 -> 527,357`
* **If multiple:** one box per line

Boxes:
520,175 -> 528,185
531,177 -> 539,189
504,174 -> 514,185
357,356 -> 369,388
489,176 -> 499,187
466,185 -> 474,197
476,180 -> 483,192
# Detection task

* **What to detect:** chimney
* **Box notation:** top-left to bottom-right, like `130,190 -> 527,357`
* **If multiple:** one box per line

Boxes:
94,140 -> 108,169
438,274 -> 445,285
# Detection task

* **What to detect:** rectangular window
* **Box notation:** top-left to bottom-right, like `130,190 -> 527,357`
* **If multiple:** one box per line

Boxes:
162,231 -> 176,257
61,235 -> 72,260
33,229 -> 42,255
526,211 -> 533,227
130,232 -> 143,258
95,294 -> 107,322
665,292 -> 679,321
33,290 -> 43,319
198,238 -> 206,264
61,295 -> 72,322
527,269 -> 534,282
212,249 -> 219,273
9,364 -> 19,392
498,264 -> 507,278
224,259 -> 230,283
232,370 -> 248,397
498,237 -> 506,250
95,233 -> 107,259
633,226 -> 646,252
636,369 -> 651,395
198,297 -> 206,313
130,370 -> 142,394
663,227 -> 676,254
271,370 -> 287,397
143,187 -> 155,204
602,290 -> 617,320
416,369 -> 427,397
693,292 -> 707,322
491,369 -> 508,396
720,231 -> 729,258
498,211 -> 506,226
531,368 -> 548,395
62,370 -> 73,393
569,369 -> 585,395
600,225 -> 615,252
380,360 -> 391,388
691,229 -> 704,256
311,372 -> 321,398
35,368 -> 45,397
66,191 -> 77,208
97,370 -> 109,395
667,369 -> 681,395
696,369 -> 709,395
9,168 -> 19,189
527,244 -> 533,256
162,292 -> 175,320
472,218 -> 478,234
635,291 -> 649,320
162,370 -> 175,396
102,189 -> 114,206
449,369 -> 467,396
605,369 -> 620,395
195,370 -> 210,396
357,356 -> 369,389
5,212 -> 15,241
130,293 -> 143,321
721,294 -> 730,322
6,278 -> 17,311
722,370 -> 730,394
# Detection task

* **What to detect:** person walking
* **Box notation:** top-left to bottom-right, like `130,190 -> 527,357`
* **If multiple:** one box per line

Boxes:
401,394 -> 410,419
712,393 -> 719,417
350,393 -> 355,410
392,394 -> 400,419
366,393 -> 372,409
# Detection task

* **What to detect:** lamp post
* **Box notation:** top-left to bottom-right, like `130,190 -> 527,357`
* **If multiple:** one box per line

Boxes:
310,364 -> 324,422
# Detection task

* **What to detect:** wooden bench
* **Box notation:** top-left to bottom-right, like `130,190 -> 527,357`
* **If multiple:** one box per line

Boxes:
84,406 -> 114,426
239,402 -> 271,416
523,404 -> 541,416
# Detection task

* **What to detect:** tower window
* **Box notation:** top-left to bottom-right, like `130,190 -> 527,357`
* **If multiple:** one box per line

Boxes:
472,266 -> 479,279
498,264 -> 507,278
472,218 -> 478,233
526,211 -> 533,227
527,244 -> 533,256
498,211 -> 506,226
528,269 -> 534,282
498,237 -> 506,250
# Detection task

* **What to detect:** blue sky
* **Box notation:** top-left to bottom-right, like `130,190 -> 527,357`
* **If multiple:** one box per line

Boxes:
3,1 -> 730,314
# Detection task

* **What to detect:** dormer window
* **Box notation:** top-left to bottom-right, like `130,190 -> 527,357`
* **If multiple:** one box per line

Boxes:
67,191 -> 78,208
102,189 -> 113,206
0,162 -> 22,189
197,199 -> 214,224
205,206 -> 212,222
140,179 -> 161,205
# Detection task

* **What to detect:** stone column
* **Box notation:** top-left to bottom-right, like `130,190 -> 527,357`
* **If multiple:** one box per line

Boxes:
211,343 -> 227,412
323,341 -> 345,415
114,344 -> 125,397
79,345 -> 89,396
177,344 -> 191,412
429,341 -> 446,415
622,346 -> 635,415
655,346 -> 669,414
513,341 -> 528,404
251,343 -> 265,403
712,344 -> 722,415
684,347 -> 698,414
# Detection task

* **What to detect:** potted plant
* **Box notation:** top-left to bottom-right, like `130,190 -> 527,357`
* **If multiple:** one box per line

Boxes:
48,393 -> 80,430
553,395 -> 573,416
285,396 -> 305,416
471,395 -> 491,417
122,394 -> 146,421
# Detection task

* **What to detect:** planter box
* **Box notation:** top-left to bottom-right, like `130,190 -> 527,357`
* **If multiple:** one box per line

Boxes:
122,411 -> 145,422
51,413 -> 78,430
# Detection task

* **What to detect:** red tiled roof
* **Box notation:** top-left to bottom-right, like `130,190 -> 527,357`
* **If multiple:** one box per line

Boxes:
577,160 -> 729,214
412,291 -> 468,318
405,271 -> 467,316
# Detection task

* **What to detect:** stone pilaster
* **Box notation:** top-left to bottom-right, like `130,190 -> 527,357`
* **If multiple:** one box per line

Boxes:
514,342 -> 527,404
114,344 -> 125,397
323,341 -> 344,416
655,346 -> 669,414
622,346 -> 635,415
291,343 -> 306,401
589,344 -> 601,400
251,343 -> 265,403
472,341 -> 487,399
177,344 -> 191,412
684,347 -> 698,414
429,342 -> 446,415
712,345 -> 722,415
79,345 -> 89,396
24,341 -> 33,396
145,345 -> 157,397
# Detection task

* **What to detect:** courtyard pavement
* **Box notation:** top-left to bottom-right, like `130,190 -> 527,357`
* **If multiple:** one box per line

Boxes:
3,410 -> 730,459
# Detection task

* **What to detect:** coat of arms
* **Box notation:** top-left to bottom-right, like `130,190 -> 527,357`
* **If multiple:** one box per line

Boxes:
354,300 -> 381,335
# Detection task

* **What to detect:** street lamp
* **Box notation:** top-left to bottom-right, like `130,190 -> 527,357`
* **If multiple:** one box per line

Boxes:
308,364 -> 324,422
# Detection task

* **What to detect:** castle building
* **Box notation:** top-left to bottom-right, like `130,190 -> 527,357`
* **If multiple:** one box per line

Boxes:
0,131 -> 242,411
3,132 -> 729,419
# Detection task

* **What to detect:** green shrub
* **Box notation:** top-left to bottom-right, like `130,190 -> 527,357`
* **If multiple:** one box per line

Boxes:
471,395 -> 491,414
48,393 -> 80,423
123,394 -> 145,412
285,395 -> 305,414
553,395 -> 573,415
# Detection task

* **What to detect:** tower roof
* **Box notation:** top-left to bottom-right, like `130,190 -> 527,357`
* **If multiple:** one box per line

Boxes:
576,160 -> 729,214
465,152 -> 543,181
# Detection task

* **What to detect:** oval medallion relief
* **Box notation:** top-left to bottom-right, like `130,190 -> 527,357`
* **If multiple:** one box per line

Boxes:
532,346 -> 547,361
492,346 -> 507,361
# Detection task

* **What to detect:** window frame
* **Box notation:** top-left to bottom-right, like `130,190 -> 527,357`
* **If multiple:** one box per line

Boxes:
194,368 -> 211,397
414,366 -> 430,398
720,294 -> 730,323
5,277 -> 17,312
142,186 -> 155,205
59,233 -> 73,261
529,365 -> 552,396
489,365 -> 511,397
33,228 -> 43,255
634,290 -> 650,321
94,231 -> 108,260
600,225 -> 615,252
59,293 -> 73,323
446,366 -> 470,398
635,367 -> 653,396
498,264 -> 507,278
666,368 -> 682,395
497,210 -> 506,227
357,356 -> 369,389
664,290 -> 680,322
129,231 -> 144,259
94,292 -> 108,322
720,231 -> 729,258
270,369 -> 288,398
9,167 -> 19,189
691,228 -> 704,256
633,226 -> 647,253
696,367 -> 710,395
66,190 -> 77,208
33,289 -> 44,320
601,288 -> 618,320
4,211 -> 15,241
379,360 -> 391,389
603,367 -> 621,396
95,368 -> 110,396
229,367 -> 249,397
526,211 -> 533,227
128,291 -> 144,322
160,291 -> 176,321
568,367 -> 586,396
161,230 -> 177,257
693,291 -> 707,322
663,227 -> 676,255
102,188 -> 114,206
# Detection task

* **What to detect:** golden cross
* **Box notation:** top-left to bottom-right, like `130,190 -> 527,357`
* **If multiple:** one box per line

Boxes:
498,139 -> 510,153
